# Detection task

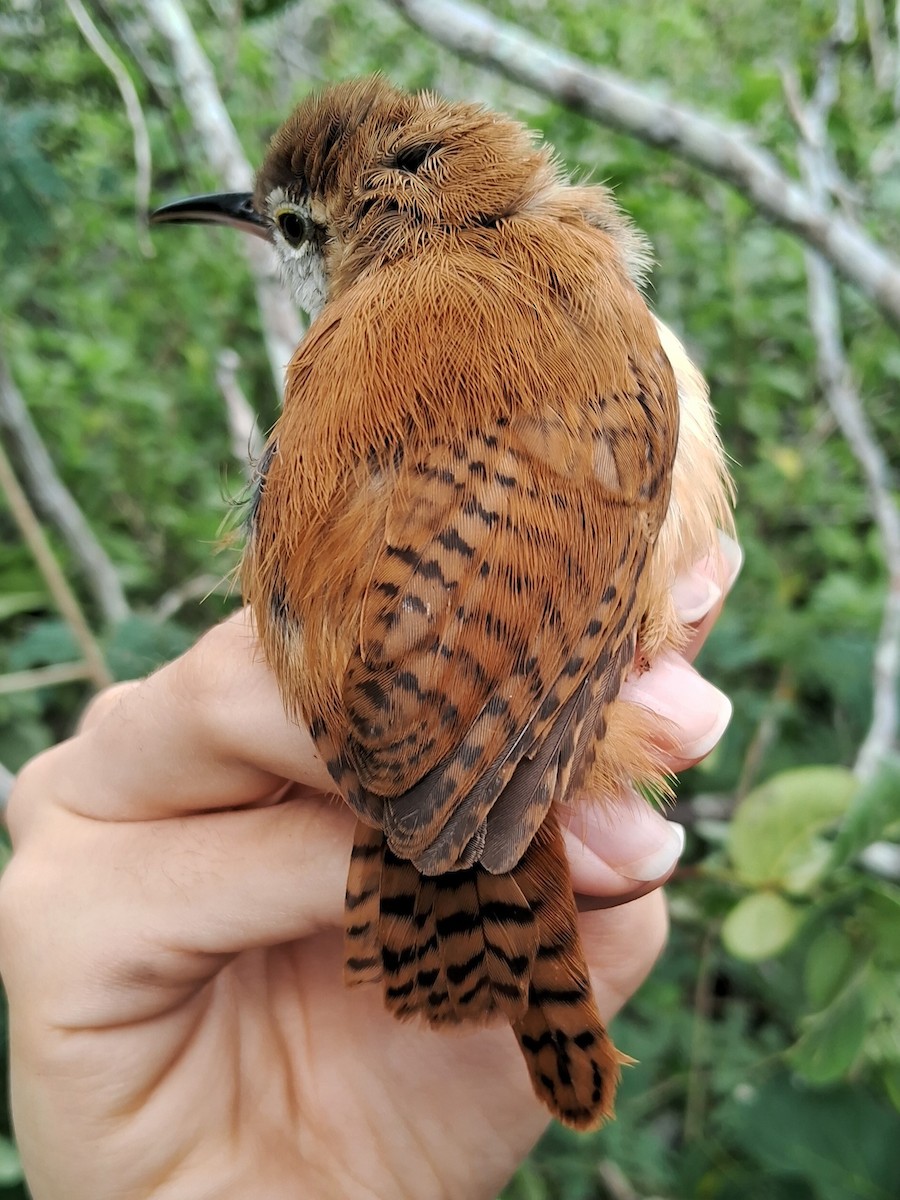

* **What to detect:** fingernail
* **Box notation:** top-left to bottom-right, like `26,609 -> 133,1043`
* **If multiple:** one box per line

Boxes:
562,801 -> 686,890
718,530 -> 743,590
618,820 -> 685,881
621,653 -> 732,760
672,566 -> 722,623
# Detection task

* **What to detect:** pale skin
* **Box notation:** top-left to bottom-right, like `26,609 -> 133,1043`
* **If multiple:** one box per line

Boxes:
0,538 -> 740,1200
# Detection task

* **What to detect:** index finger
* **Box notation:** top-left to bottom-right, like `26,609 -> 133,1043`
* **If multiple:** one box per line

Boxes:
8,609 -> 334,833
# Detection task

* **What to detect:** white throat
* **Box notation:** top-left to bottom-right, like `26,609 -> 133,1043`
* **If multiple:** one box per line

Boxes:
267,189 -> 328,320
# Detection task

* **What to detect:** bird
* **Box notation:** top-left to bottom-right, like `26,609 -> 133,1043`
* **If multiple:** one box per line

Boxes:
150,76 -> 733,1130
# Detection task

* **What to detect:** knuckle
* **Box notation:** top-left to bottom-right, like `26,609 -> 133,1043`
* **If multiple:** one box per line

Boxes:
76,682 -> 140,733
0,844 -> 57,975
4,747 -> 63,843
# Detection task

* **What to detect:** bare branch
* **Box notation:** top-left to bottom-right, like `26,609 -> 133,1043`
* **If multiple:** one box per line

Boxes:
65,0 -> 154,257
0,663 -> 96,697
153,573 -> 234,622
0,439 -> 112,691
805,251 -> 900,780
864,0 -> 895,93
0,353 -> 129,626
137,0 -> 304,398
216,348 -> 264,472
786,11 -> 900,781
388,0 -> 900,333
0,761 -> 15,812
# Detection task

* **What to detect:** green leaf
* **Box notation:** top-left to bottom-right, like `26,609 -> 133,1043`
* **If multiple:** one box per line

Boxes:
102,616 -> 195,680
882,1064 -> 900,1112
728,766 -> 857,889
0,1136 -> 22,1185
502,1162 -> 549,1200
790,979 -> 869,1084
804,928 -> 857,1009
722,891 -> 805,961
0,591 -> 47,621
829,755 -> 900,869
720,1074 -> 899,1200
7,619 -> 79,670
859,886 -> 900,968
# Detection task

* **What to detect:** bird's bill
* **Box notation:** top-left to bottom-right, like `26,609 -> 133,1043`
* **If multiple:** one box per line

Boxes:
149,192 -> 270,240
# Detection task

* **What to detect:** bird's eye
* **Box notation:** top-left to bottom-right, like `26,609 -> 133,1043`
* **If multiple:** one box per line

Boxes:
275,208 -> 311,248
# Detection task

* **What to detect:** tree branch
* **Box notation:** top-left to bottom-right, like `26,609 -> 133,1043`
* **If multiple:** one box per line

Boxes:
0,761 -> 15,812
0,663 -> 96,697
137,0 -> 304,399
0,352 -> 129,626
65,0 -> 154,257
387,0 -> 900,333
786,7 -> 900,781
216,348 -> 264,472
0,438 -> 112,691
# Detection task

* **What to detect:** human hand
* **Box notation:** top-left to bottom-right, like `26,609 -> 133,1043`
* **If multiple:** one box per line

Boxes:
0,535 -> 739,1200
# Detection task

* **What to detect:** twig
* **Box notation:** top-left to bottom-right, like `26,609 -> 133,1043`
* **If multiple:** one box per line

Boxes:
65,0 -> 154,257
684,925 -> 716,1144
216,348 -> 265,471
387,0 -> 900,334
863,0 -> 895,93
0,663 -> 96,696
596,1162 -> 642,1200
786,6 -> 900,782
735,667 -> 796,801
0,439 -> 112,691
0,352 -> 129,626
153,573 -> 234,622
0,761 -> 14,811
137,0 -> 305,398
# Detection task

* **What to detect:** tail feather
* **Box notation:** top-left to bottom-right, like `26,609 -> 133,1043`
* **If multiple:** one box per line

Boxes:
344,822 -> 383,987
412,874 -> 450,1023
511,809 -> 624,1128
378,846 -> 424,1017
343,811 -> 623,1129
476,869 -> 538,1021
435,868 -> 495,1020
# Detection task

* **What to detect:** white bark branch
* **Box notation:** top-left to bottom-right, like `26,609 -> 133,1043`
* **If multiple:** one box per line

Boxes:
139,0 -> 304,398
864,0 -> 895,93
0,353 -> 129,625
388,0 -> 900,333
788,11 -> 900,781
153,573 -> 234,622
216,348 -> 264,472
66,0 -> 154,257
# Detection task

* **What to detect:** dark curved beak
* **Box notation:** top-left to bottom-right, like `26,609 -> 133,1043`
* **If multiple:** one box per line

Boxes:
149,192 -> 271,241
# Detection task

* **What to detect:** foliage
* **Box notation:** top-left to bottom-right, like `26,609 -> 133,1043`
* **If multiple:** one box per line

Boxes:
1,1 -> 899,1197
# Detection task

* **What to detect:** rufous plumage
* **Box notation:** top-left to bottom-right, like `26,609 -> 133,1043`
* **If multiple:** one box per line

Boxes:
151,76 -> 733,1129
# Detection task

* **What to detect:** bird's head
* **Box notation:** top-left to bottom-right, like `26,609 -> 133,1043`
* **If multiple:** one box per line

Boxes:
150,77 -> 555,318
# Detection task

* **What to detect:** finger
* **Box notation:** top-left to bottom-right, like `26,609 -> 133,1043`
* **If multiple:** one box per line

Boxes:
561,647 -> 731,907
580,888 -> 669,1015
619,651 -> 732,773
562,788 -> 684,903
0,785 -> 356,1025
28,610 -> 334,827
678,530 -> 743,661
125,795 -> 354,959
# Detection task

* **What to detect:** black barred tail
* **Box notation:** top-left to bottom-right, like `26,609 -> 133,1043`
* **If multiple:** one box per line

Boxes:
512,809 -> 625,1128
344,819 -> 539,1024
343,813 -> 623,1129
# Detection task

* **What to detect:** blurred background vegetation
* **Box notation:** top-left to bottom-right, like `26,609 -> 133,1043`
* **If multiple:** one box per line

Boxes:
1,0 -> 899,1196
